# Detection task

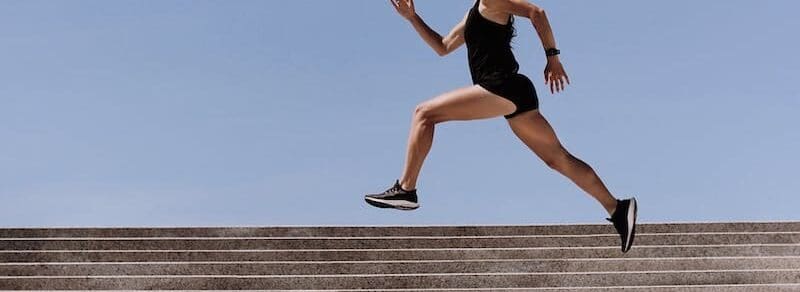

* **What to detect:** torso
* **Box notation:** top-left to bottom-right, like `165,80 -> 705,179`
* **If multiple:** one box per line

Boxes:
464,0 -> 519,85
463,0 -> 539,118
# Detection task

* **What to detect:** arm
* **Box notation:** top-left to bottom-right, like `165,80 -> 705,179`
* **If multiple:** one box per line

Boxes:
390,0 -> 467,57
484,0 -> 555,57
485,0 -> 570,93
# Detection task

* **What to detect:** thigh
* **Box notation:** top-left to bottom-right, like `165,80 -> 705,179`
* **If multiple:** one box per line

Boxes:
506,110 -> 566,158
418,85 -> 517,123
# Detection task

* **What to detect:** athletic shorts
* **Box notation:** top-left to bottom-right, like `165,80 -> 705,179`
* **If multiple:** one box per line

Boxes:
477,73 -> 539,119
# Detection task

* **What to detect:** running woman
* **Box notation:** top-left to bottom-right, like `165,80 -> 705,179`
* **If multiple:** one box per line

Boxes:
366,0 -> 638,252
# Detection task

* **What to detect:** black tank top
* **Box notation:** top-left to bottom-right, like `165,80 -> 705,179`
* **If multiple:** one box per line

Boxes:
464,0 -> 519,84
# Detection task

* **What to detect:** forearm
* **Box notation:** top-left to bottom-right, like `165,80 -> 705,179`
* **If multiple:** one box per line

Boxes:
529,10 -> 559,61
407,14 -> 445,55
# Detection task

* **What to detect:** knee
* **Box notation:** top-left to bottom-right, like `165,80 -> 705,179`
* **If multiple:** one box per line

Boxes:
413,103 -> 438,125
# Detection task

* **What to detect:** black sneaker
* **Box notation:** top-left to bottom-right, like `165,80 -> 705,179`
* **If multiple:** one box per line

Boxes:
606,197 -> 638,253
364,180 -> 419,210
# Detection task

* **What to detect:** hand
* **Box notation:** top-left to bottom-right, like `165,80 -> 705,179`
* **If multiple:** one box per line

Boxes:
544,58 -> 570,94
389,0 -> 416,20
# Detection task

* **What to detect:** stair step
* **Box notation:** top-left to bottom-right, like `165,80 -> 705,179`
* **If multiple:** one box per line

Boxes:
2,233 -> 799,250
248,284 -> 800,292
3,244 -> 800,262
3,222 -> 799,290
2,257 -> 799,276
2,270 -> 799,289
3,222 -> 800,238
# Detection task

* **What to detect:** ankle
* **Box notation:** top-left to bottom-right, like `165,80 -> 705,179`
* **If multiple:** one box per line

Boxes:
398,180 -> 416,192
605,200 -> 618,216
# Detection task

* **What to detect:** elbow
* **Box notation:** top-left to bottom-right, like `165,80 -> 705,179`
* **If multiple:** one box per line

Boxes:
435,45 -> 449,57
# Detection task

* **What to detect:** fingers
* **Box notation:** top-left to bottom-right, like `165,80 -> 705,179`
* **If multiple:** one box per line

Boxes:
543,62 -> 570,94
555,77 -> 561,92
545,68 -> 571,94
558,74 -> 567,92
390,0 -> 412,18
543,70 -> 551,93
390,0 -> 413,15
389,0 -> 405,11
546,73 -> 568,93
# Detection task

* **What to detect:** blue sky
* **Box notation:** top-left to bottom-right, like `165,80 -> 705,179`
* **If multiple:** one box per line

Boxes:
1,0 -> 798,227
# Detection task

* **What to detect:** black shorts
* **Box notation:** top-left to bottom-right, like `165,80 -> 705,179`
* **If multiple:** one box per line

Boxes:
477,73 -> 539,119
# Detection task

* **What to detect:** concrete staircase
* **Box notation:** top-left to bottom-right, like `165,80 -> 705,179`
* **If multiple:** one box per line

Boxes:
1,222 -> 800,290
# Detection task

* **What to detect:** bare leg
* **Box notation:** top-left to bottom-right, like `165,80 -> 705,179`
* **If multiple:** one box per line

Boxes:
507,110 -> 618,216
399,85 -> 516,190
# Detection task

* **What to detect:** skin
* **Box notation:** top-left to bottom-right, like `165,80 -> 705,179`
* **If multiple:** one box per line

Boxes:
388,0 -> 618,216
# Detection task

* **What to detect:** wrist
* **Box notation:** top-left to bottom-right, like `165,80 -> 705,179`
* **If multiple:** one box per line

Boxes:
546,55 -> 560,63
406,13 -> 419,22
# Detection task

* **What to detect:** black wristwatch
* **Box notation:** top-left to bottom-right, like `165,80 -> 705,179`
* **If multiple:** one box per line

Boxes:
545,48 -> 560,57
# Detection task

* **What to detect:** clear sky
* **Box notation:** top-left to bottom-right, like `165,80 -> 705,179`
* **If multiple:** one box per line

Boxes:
1,0 -> 799,227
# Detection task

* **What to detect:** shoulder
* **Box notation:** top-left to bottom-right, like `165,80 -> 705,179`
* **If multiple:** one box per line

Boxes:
482,0 -> 510,7
481,0 -> 517,15
483,0 -> 543,18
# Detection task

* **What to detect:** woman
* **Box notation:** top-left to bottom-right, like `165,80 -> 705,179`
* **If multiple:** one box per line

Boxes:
365,0 -> 638,252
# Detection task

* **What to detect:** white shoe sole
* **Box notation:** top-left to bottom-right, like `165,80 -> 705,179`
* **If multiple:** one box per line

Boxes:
624,197 -> 638,251
365,197 -> 419,210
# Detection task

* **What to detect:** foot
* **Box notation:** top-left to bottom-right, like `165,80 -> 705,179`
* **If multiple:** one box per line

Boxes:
364,180 -> 420,211
606,197 -> 638,253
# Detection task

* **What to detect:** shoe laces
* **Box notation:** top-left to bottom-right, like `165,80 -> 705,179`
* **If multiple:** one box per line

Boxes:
388,182 -> 402,193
